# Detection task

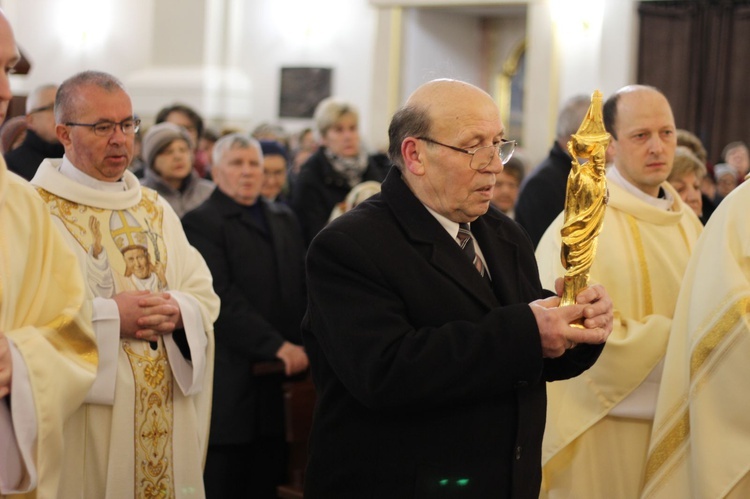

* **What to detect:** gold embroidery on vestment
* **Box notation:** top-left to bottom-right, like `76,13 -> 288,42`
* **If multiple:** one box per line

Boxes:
626,214 -> 653,316
125,340 -> 175,499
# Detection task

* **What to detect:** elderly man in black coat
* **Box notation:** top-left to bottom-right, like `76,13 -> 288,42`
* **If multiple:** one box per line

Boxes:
302,79 -> 614,499
183,133 -> 309,499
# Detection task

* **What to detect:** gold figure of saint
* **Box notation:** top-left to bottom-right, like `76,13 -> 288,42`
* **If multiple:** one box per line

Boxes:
559,90 -> 610,319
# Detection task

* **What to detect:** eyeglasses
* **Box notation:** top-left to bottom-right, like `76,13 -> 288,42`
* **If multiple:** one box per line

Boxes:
417,136 -> 516,170
28,104 -> 54,115
65,119 -> 141,137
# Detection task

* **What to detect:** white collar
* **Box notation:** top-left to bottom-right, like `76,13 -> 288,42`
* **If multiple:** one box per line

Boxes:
608,166 -> 674,211
60,155 -> 127,192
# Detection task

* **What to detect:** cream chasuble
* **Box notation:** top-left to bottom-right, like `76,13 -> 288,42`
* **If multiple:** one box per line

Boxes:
643,180 -> 750,499
535,178 -> 702,499
0,157 -> 97,499
30,158 -> 219,499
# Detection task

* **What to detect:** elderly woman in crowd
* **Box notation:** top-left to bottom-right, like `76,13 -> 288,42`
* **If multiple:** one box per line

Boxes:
713,162 -> 738,206
260,139 -> 290,203
140,122 -> 215,217
290,97 -> 390,244
490,155 -> 525,218
667,146 -> 707,223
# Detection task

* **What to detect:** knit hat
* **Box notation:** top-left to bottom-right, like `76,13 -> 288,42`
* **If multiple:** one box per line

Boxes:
142,122 -> 193,169
260,139 -> 288,159
714,163 -> 735,181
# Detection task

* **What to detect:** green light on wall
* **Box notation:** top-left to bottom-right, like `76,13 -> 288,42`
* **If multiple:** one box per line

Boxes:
456,478 -> 470,486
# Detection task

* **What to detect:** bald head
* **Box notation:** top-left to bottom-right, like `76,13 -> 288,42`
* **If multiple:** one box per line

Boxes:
388,79 -> 500,169
603,85 -> 670,140
387,78 -> 507,222
406,79 -> 491,108
0,10 -> 21,122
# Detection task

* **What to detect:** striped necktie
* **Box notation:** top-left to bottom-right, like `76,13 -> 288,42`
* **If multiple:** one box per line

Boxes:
457,223 -> 487,278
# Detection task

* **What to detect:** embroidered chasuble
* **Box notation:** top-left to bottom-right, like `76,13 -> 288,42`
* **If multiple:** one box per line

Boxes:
30,158 -> 220,499
0,157 -> 97,498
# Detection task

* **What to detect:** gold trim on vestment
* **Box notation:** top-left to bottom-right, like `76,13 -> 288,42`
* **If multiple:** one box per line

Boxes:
626,214 -> 653,315
124,340 -> 175,499
643,295 -> 750,492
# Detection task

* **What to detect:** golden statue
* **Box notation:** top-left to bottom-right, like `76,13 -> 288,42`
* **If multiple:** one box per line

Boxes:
559,90 -> 610,317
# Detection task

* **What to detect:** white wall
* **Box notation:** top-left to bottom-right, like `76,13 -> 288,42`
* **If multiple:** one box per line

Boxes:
5,0 -> 153,92
400,8 -> 482,99
2,0 -> 641,162
233,0 -> 381,142
3,0 -> 383,144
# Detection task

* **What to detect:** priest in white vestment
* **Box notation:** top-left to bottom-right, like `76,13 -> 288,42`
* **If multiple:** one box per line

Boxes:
643,178 -> 750,499
30,70 -> 220,499
0,10 -> 97,499
536,86 -> 702,499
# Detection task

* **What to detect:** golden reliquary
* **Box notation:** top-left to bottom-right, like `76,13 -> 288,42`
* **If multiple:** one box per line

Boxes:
559,90 -> 610,319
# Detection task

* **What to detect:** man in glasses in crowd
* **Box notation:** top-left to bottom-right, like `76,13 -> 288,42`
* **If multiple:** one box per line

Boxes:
30,70 -> 220,498
301,78 -> 614,499
5,83 -> 64,180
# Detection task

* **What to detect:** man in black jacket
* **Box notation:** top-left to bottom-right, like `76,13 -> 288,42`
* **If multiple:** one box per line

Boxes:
5,83 -> 64,180
515,95 -> 590,248
302,79 -> 614,499
182,133 -> 308,499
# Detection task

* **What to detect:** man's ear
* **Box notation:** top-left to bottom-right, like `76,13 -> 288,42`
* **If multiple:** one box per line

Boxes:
606,140 -> 616,163
401,137 -> 425,176
56,123 -> 71,147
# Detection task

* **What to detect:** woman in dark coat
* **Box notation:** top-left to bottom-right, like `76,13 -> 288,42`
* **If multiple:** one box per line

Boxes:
290,97 -> 390,244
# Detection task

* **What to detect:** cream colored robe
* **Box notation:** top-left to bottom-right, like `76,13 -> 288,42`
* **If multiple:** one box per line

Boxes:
536,178 -> 702,498
31,159 -> 220,499
0,158 -> 97,498
643,180 -> 750,499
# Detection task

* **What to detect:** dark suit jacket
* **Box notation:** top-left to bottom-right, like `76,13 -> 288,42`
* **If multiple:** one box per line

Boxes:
514,141 -> 571,248
4,129 -> 64,181
302,167 -> 603,499
290,147 -> 391,245
183,189 -> 307,444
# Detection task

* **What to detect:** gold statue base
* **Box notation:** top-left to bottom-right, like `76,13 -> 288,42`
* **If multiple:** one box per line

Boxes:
561,274 -> 588,328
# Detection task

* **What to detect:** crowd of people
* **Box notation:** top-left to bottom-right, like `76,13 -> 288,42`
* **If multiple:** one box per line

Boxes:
1,4 -> 749,498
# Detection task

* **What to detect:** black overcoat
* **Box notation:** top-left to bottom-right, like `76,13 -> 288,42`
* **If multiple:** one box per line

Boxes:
183,189 -> 307,444
302,167 -> 603,499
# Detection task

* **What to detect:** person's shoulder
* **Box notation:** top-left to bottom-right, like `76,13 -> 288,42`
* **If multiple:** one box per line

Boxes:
266,198 -> 296,217
3,143 -> 23,162
139,174 -> 159,190
313,195 -> 389,241
298,150 -> 327,175
182,194 -> 220,223
196,177 -> 215,191
7,168 -> 43,201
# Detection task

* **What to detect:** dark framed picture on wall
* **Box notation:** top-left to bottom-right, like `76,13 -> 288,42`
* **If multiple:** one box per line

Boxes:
279,67 -> 333,118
